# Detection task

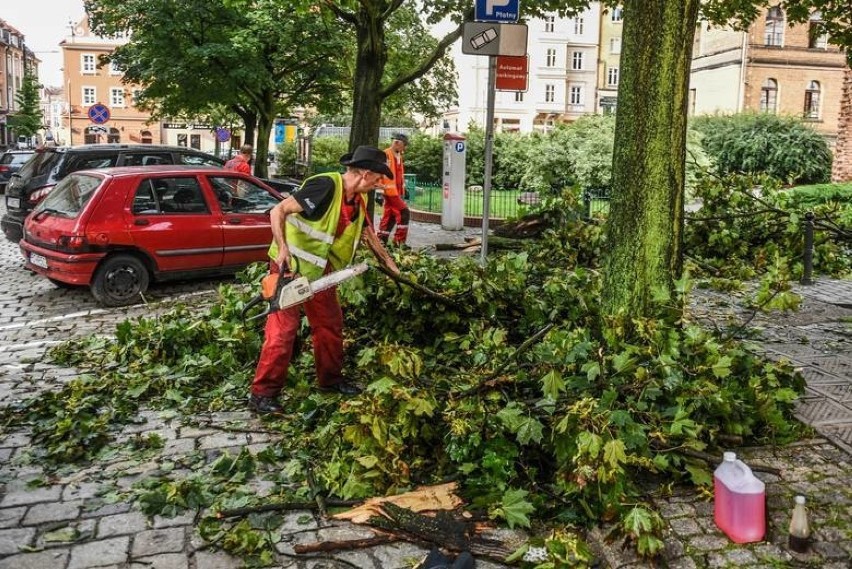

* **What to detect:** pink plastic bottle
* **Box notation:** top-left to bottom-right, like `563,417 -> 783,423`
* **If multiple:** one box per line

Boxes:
713,451 -> 766,543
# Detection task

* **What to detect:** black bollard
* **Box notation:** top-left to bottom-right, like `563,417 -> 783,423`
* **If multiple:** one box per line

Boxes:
801,211 -> 815,286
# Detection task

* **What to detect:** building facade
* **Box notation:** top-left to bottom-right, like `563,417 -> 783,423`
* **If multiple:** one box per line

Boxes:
596,5 -> 623,114
61,17 -> 161,146
690,4 -> 847,144
443,5 -> 601,134
0,19 -> 40,148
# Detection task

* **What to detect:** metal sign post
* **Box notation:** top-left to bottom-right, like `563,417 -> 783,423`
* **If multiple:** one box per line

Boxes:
480,55 -> 497,266
463,5 -> 526,266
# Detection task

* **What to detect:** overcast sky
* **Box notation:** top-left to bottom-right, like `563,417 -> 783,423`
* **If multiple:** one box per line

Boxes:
3,0 -> 87,87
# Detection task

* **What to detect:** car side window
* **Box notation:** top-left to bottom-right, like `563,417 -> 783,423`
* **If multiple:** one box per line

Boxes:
132,180 -> 162,214
133,177 -> 209,214
65,154 -> 118,171
123,153 -> 174,167
181,153 -> 223,167
210,176 -> 279,213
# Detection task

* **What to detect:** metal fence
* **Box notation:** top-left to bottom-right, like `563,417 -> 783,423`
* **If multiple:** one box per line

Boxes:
409,183 -> 611,220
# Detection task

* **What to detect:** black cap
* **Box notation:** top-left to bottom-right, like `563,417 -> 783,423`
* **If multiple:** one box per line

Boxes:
339,145 -> 393,179
392,132 -> 409,145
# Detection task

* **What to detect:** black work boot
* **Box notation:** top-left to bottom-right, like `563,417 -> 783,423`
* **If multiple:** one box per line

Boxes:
317,381 -> 363,396
249,394 -> 284,414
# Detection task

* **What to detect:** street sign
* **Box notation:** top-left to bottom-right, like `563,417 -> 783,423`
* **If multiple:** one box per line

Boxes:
475,0 -> 520,23
87,125 -> 108,135
215,127 -> 231,142
462,22 -> 528,56
87,104 -> 111,124
496,55 -> 528,91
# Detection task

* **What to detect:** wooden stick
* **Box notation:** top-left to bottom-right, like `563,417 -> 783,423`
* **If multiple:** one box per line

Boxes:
216,500 -> 359,519
294,534 -> 399,554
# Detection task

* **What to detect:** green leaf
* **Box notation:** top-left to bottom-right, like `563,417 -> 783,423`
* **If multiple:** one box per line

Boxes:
541,370 -> 565,400
603,439 -> 627,470
499,488 -> 535,529
712,355 -> 733,378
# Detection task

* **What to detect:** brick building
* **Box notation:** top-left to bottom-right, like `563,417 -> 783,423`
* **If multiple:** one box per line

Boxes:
60,17 -> 160,146
690,4 -> 847,145
832,68 -> 852,182
0,19 -> 40,148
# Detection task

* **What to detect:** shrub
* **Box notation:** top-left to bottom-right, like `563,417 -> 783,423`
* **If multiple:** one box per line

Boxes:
691,113 -> 832,185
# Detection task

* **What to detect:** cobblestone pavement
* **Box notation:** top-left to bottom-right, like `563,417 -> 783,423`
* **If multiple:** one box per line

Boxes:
1,206 -> 850,568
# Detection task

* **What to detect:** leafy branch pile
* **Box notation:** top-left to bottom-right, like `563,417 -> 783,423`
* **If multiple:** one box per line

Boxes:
0,190 -> 812,565
685,174 -> 852,303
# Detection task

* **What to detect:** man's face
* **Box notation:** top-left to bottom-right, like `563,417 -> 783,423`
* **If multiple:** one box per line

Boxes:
392,139 -> 407,153
356,169 -> 383,191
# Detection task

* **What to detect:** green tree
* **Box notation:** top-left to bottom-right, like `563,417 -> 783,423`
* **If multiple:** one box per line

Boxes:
12,70 -> 44,138
86,0 -> 350,177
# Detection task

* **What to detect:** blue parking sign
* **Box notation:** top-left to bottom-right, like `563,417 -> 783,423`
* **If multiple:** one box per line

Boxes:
475,0 -> 520,23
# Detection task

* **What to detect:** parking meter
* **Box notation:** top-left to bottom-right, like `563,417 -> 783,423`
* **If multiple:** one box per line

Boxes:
442,133 -> 466,230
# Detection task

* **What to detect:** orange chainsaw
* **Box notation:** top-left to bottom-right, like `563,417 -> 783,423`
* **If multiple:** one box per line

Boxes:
241,262 -> 369,322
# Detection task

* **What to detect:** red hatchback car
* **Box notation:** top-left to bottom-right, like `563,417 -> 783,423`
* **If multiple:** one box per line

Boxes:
20,165 -> 284,306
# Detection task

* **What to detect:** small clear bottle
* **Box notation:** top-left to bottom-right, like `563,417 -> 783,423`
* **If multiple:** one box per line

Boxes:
788,495 -> 810,553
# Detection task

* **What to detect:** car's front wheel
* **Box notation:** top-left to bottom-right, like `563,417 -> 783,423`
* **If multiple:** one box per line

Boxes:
90,254 -> 150,307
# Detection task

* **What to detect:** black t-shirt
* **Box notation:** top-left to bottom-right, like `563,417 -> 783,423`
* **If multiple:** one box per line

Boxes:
293,175 -> 362,224
293,176 -> 336,220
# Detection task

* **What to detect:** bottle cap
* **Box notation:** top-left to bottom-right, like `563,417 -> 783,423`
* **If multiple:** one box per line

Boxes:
794,495 -> 806,505
723,451 -> 736,461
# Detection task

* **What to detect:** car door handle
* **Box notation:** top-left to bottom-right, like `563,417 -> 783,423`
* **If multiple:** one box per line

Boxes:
226,218 -> 242,224
134,218 -> 150,226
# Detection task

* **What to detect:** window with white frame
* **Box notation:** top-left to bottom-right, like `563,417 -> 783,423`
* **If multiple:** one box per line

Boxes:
546,49 -> 557,67
82,86 -> 96,105
545,84 -> 555,103
544,16 -> 555,33
515,91 -> 524,102
109,60 -> 122,75
607,67 -> 620,86
804,80 -> 821,118
610,37 -> 621,54
132,89 -> 142,106
573,17 -> 584,35
611,6 -> 623,22
572,51 -> 584,70
110,88 -> 125,107
765,7 -> 784,46
81,54 -> 96,74
570,85 -> 583,105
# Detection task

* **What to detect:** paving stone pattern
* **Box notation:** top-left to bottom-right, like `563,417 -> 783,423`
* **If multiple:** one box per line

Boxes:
0,204 -> 850,568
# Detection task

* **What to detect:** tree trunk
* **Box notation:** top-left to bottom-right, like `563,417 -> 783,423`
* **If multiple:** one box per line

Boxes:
349,7 -> 387,218
601,0 -> 699,321
254,92 -> 275,179
349,10 -> 386,150
235,107 -> 257,156
831,64 -> 852,182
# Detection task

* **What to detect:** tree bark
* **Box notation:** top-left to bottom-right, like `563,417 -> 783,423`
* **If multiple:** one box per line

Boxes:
601,0 -> 699,321
254,91 -> 275,179
349,7 -> 387,150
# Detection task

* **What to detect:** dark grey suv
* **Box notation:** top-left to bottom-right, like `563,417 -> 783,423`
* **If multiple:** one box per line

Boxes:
0,150 -> 36,193
2,144 -> 224,243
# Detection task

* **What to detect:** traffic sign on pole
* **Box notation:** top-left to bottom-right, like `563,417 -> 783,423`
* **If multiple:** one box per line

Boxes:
87,104 -> 111,124
462,22 -> 528,56
475,0 -> 520,23
495,55 -> 528,91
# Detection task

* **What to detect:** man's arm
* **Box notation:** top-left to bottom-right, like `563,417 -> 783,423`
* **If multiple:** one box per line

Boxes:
361,225 -> 400,275
269,196 -> 305,270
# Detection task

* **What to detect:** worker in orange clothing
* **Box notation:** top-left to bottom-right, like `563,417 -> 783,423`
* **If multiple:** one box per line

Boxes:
225,144 -> 252,175
377,133 -> 409,246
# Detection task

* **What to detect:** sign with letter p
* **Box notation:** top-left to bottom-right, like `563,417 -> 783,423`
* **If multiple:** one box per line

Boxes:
475,0 -> 520,23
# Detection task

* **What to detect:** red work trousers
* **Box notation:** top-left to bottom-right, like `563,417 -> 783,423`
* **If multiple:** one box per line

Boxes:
378,194 -> 410,245
251,285 -> 344,397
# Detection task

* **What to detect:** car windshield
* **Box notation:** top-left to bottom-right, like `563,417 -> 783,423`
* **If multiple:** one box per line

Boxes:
15,150 -> 61,179
35,174 -> 103,217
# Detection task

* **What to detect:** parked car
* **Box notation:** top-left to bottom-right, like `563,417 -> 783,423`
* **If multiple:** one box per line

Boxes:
0,149 -> 36,193
20,165 -> 284,306
2,144 -> 225,243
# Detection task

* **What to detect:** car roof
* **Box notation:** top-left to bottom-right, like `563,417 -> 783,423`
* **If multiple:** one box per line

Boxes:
1,149 -> 35,155
45,144 -> 217,154
75,165 -> 227,177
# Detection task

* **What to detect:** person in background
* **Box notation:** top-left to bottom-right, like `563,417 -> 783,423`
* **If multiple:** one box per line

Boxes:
377,132 -> 410,246
249,146 -> 400,414
225,144 -> 253,174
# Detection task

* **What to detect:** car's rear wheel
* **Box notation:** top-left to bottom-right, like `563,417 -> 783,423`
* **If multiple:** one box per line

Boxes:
90,254 -> 150,307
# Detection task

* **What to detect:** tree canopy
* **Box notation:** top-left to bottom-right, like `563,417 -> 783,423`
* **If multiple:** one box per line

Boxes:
12,70 -> 44,138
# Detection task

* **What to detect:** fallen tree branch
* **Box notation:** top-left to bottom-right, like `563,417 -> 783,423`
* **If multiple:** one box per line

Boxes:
216,499 -> 359,519
294,534 -> 400,553
679,448 -> 782,476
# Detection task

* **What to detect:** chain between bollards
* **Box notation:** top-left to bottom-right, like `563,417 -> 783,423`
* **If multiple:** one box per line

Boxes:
801,211 -> 815,286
